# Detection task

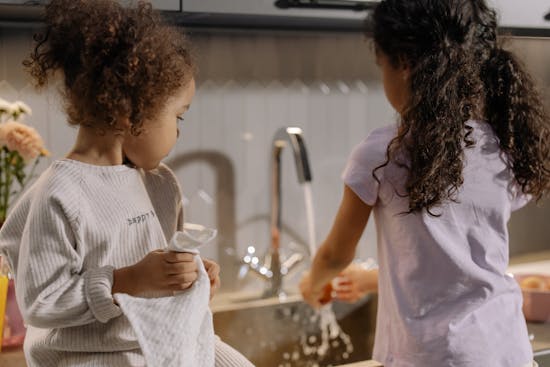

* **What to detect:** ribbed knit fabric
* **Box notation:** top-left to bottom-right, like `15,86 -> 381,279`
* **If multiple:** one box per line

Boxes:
0,159 -> 254,367
215,337 -> 255,367
114,256 -> 215,367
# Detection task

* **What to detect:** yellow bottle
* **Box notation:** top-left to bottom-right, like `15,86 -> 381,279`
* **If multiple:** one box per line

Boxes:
0,274 -> 8,352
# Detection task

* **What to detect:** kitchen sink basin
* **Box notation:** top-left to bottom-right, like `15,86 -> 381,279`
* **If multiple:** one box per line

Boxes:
212,293 -> 377,367
535,349 -> 550,367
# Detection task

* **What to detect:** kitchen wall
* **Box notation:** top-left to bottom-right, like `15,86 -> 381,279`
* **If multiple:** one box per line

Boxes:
1,24 -> 549,292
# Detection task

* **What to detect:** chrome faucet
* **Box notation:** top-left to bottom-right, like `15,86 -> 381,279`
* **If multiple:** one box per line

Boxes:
268,127 -> 312,297
242,127 -> 313,297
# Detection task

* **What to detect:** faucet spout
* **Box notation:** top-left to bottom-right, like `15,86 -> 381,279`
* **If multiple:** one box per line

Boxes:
265,127 -> 312,298
272,127 -> 312,185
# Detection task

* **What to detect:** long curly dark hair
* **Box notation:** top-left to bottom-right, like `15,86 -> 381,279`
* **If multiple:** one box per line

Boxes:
371,0 -> 550,214
23,0 -> 195,135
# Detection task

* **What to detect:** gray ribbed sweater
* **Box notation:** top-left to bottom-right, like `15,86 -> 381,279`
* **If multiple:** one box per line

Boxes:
0,159 -> 254,367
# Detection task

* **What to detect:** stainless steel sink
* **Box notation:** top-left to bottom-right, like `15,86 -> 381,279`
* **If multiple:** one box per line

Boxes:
535,349 -> 550,367
212,294 -> 377,367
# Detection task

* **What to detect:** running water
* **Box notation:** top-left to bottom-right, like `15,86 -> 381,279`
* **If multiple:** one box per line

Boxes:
302,183 -> 316,258
280,301 -> 355,367
298,304 -> 354,361
284,183 -> 354,366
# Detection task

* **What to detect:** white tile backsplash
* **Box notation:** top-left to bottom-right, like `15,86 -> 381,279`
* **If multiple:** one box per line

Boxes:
1,26 -> 549,292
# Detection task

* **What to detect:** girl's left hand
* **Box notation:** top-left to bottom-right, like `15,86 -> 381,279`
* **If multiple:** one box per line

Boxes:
332,263 -> 376,303
202,258 -> 221,300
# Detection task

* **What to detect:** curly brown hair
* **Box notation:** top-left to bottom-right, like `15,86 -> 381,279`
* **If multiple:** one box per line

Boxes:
371,0 -> 550,215
23,0 -> 195,135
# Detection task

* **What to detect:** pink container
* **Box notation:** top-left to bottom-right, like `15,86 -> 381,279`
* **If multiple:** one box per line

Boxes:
2,279 -> 26,349
514,273 -> 550,323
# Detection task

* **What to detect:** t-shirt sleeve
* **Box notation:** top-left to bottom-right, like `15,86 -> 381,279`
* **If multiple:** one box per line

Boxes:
341,127 -> 393,206
510,186 -> 532,212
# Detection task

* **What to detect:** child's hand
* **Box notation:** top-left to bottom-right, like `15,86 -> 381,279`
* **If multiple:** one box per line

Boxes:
332,263 -> 374,303
117,250 -> 198,295
299,271 -> 325,309
202,258 -> 221,300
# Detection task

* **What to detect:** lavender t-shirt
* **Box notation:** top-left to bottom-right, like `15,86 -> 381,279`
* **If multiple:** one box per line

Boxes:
342,121 -> 532,367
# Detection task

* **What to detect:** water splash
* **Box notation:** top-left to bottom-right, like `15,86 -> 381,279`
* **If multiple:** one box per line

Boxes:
299,305 -> 353,362
277,303 -> 354,367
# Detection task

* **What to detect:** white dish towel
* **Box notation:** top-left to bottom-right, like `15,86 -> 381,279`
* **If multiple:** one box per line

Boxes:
114,224 -> 218,367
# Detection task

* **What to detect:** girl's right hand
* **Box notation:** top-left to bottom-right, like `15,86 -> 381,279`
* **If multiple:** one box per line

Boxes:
299,271 -> 326,309
113,250 -> 198,295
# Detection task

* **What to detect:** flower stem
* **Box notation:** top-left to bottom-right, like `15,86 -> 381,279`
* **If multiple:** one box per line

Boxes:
0,148 -> 8,222
17,156 -> 40,198
4,154 -> 11,223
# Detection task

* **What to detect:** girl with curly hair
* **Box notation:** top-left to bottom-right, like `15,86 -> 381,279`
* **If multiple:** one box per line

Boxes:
0,0 -> 253,366
300,0 -> 549,366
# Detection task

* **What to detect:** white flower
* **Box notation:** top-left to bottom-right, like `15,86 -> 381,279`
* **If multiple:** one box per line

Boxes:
12,101 -> 32,116
0,98 -> 14,116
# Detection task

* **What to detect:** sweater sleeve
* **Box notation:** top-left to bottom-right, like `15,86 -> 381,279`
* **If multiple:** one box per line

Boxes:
14,195 -> 121,328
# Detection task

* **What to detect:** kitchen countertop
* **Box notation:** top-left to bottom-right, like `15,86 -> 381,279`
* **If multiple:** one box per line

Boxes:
509,250 -> 550,266
2,322 -> 548,366
1,251 -> 549,367
0,348 -> 25,367
338,361 -> 383,367
0,348 -> 386,367
529,322 -> 550,353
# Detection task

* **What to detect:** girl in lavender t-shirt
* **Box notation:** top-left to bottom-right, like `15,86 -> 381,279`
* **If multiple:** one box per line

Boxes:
300,1 -> 550,366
